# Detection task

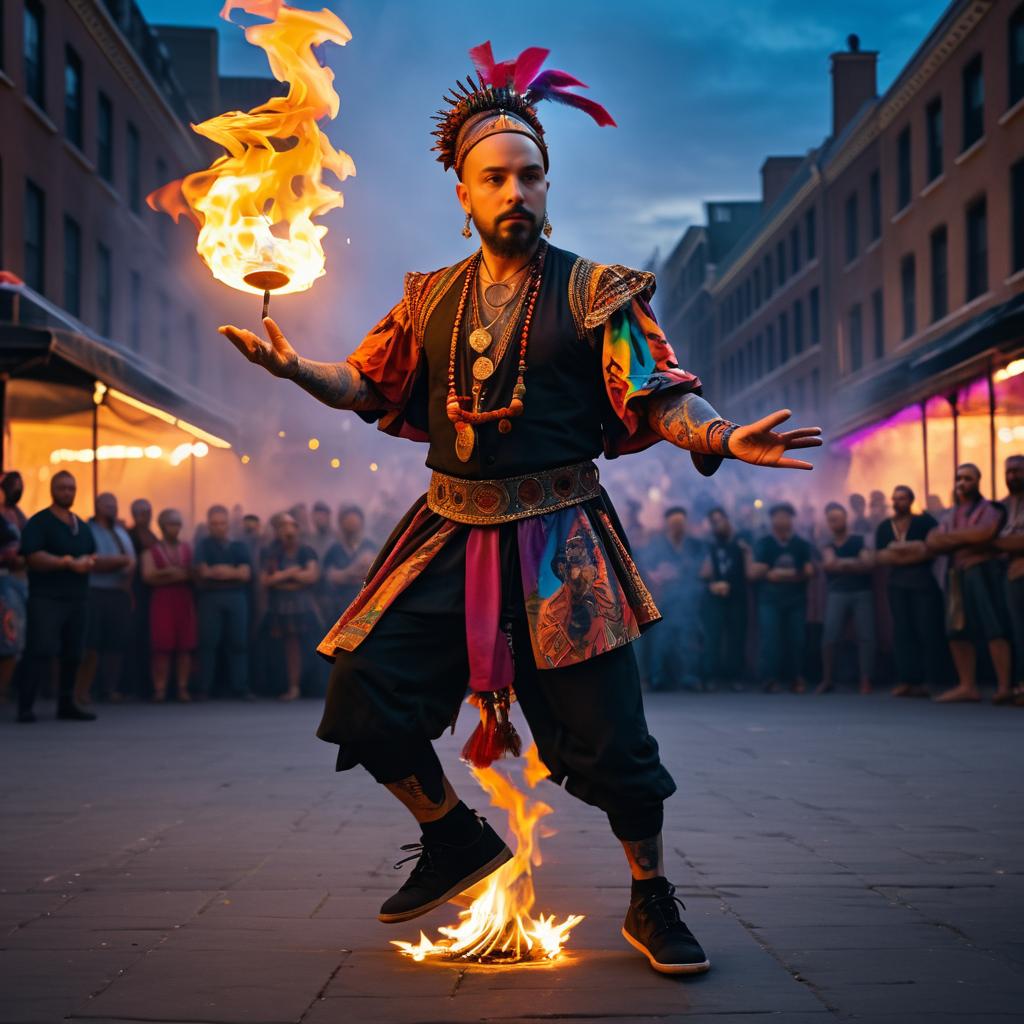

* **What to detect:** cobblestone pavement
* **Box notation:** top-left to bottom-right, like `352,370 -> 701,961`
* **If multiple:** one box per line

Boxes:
1,691 -> 1022,1023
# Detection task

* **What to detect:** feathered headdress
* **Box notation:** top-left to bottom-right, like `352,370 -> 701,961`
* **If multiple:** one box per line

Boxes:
432,42 -> 616,177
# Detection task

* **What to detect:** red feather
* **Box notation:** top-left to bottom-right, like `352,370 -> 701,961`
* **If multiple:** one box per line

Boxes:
512,47 -> 550,93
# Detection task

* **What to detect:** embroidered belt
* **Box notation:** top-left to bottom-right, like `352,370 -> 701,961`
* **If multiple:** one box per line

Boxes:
427,460 -> 601,525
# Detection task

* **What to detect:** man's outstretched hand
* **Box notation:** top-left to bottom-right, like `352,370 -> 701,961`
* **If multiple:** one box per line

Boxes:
729,409 -> 822,470
218,317 -> 298,379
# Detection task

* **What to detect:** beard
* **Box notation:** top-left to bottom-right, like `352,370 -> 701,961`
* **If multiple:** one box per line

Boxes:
475,208 -> 543,258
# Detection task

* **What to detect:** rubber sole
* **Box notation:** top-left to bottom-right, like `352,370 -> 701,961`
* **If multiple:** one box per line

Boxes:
378,845 -> 514,923
621,926 -> 712,975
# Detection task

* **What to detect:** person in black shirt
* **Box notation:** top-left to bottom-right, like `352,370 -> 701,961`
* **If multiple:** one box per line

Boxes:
322,506 -> 376,618
875,485 -> 946,697
700,507 -> 748,691
195,504 -> 254,700
18,471 -> 97,722
817,502 -> 875,695
750,503 -> 814,693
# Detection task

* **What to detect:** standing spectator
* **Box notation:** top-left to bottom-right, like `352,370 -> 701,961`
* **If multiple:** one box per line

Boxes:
875,485 -> 945,698
700,507 -> 748,691
17,471 -> 96,722
141,509 -> 197,703
849,493 -> 871,535
749,502 -> 814,694
76,493 -> 135,704
1,471 -> 28,533
323,505 -> 376,621
639,507 -> 705,691
195,504 -> 253,701
994,455 -> 1024,703
868,490 -> 888,531
927,463 -> 1012,704
817,502 -> 875,695
0,472 -> 28,705
126,498 -> 158,699
309,500 -> 338,627
241,512 -> 266,694
261,512 -> 320,701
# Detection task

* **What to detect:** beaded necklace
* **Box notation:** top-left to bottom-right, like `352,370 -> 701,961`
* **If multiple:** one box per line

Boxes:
445,242 -> 547,463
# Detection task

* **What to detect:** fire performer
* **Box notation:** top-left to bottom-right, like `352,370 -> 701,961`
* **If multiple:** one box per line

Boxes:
220,43 -> 821,976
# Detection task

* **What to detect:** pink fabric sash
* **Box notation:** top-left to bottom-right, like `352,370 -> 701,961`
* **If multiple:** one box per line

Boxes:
465,526 -> 514,693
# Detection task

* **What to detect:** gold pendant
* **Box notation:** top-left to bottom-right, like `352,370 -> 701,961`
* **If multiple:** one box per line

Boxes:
455,423 -> 475,462
472,356 -> 494,381
469,328 -> 492,353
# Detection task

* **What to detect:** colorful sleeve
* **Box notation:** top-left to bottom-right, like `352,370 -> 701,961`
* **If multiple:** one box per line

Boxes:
600,294 -> 702,458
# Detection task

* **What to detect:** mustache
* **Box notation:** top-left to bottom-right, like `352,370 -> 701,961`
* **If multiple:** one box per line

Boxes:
497,207 -> 536,223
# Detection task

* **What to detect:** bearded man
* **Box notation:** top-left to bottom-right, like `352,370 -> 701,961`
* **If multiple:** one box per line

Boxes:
220,42 -> 821,975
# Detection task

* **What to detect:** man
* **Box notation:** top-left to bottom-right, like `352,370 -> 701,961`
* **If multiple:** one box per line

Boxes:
0,471 -> 28,705
640,507 -> 706,691
195,504 -> 254,701
927,463 -> 1011,704
127,498 -> 158,699
750,502 -> 814,694
241,512 -> 266,694
77,493 -> 136,704
867,490 -> 888,531
218,42 -> 820,975
323,506 -> 376,616
817,502 -> 874,695
1,470 -> 27,533
849,493 -> 871,535
700,507 -> 748,691
994,455 -> 1024,703
18,471 -> 97,722
875,485 -> 945,697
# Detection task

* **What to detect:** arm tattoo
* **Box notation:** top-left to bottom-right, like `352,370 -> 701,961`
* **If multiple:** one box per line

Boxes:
287,358 -> 380,412
648,391 -> 737,457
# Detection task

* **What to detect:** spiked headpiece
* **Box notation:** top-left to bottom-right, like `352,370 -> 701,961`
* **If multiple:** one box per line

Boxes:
432,42 -> 616,178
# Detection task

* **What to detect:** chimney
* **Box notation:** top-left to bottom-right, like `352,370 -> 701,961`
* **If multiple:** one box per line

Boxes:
830,34 -> 877,138
761,156 -> 804,209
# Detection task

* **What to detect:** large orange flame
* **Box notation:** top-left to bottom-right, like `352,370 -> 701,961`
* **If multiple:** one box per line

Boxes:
147,1 -> 354,296
392,745 -> 584,965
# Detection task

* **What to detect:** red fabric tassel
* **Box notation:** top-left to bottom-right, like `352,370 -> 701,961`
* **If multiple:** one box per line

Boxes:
461,690 -> 522,769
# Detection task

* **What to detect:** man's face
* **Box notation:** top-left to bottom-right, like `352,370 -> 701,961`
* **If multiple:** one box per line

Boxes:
709,511 -> 730,539
849,494 -> 865,515
457,133 -> 548,259
275,516 -> 298,545
312,508 -> 331,532
132,501 -> 152,528
1005,459 -> 1024,495
772,510 -> 795,535
95,493 -> 117,522
51,474 -> 76,510
2,473 -> 23,505
891,488 -> 913,516
208,511 -> 229,541
825,507 -> 847,535
339,511 -> 363,538
665,512 -> 687,543
161,515 -> 182,542
243,516 -> 260,536
955,465 -> 981,503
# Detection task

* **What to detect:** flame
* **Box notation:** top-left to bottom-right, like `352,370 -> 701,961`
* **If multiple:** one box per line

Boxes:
392,745 -> 583,966
147,1 -> 354,296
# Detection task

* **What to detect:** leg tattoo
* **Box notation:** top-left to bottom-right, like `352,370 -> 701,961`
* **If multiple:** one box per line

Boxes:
385,773 -> 459,824
621,833 -> 665,880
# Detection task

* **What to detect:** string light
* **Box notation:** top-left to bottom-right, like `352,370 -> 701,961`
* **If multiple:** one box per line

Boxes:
49,443 -> 209,465
278,430 -> 287,438
330,458 -> 340,469
241,454 -> 251,464
308,438 -> 320,450
994,359 -> 1024,383
369,462 -> 379,472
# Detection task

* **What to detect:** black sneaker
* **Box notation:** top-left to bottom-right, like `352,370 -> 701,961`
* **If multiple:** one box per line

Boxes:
56,703 -> 97,721
622,882 -> 711,975
378,815 -> 512,924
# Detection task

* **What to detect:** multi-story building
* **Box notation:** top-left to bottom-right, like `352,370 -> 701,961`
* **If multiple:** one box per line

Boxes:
658,0 -> 1024,504
0,0 -> 279,516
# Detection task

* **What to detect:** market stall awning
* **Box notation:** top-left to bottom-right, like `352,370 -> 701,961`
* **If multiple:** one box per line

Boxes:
0,281 -> 237,448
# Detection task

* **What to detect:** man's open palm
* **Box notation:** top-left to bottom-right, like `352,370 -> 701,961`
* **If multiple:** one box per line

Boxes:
729,409 -> 822,470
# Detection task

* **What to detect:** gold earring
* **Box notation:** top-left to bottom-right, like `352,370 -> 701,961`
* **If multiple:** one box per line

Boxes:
461,213 -> 472,239
542,213 -> 553,238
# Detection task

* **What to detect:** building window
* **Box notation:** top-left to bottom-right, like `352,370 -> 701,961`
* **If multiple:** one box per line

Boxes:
930,224 -> 948,322
793,298 -> 804,355
809,287 -> 820,345
965,195 -> 988,300
63,215 -> 81,318
65,46 -> 83,149
98,92 -> 114,183
805,206 -> 816,261
872,288 -> 884,359
1012,158 -> 1024,274
848,304 -> 863,373
900,253 -> 916,340
755,333 -> 764,377
776,239 -> 786,287
764,254 -> 773,297
96,242 -> 112,337
869,170 -> 881,241
962,54 -> 984,151
789,225 -> 800,275
753,267 -> 762,307
766,323 -> 776,370
24,0 -> 45,109
129,271 -> 142,350
779,311 -> 790,363
844,192 -> 859,263
127,123 -> 141,214
1012,3 -> 1024,107
23,180 -> 45,293
925,96 -> 943,182
897,126 -> 912,211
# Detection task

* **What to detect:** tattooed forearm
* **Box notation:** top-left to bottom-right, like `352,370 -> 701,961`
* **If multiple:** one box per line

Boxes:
647,391 -> 738,457
621,834 -> 665,880
287,358 -> 380,411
